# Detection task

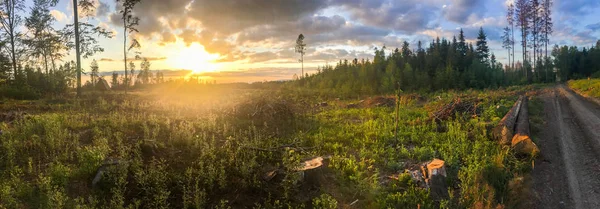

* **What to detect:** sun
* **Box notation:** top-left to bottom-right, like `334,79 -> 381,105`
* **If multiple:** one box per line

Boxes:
167,43 -> 221,74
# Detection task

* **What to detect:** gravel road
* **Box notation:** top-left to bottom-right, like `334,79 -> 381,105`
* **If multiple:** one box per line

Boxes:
531,85 -> 600,209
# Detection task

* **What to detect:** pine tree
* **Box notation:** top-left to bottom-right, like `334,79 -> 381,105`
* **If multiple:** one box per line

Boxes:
139,58 -> 151,84
531,0 -> 542,69
65,0 -> 112,96
515,0 -> 531,66
117,0 -> 142,93
111,72 -> 119,89
90,59 -> 98,87
295,34 -> 306,78
24,0 -> 62,76
502,27 -> 513,70
541,0 -> 553,59
476,27 -> 490,62
507,3 -> 516,69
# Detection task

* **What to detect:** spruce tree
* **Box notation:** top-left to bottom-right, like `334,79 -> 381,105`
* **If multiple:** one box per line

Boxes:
476,27 -> 490,62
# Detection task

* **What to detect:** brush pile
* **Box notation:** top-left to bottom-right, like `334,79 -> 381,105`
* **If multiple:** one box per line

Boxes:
430,98 -> 480,122
364,96 -> 396,108
227,94 -> 296,135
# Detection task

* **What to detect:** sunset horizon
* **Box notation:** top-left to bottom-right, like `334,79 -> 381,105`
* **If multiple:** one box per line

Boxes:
41,0 -> 600,84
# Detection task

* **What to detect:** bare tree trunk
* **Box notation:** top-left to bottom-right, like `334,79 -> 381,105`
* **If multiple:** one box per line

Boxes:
10,33 -> 17,80
73,0 -> 82,97
508,48 -> 511,70
511,24 -> 515,70
43,50 -> 49,75
123,18 -> 128,93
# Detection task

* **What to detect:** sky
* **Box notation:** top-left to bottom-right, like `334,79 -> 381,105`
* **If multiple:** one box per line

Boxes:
40,0 -> 600,83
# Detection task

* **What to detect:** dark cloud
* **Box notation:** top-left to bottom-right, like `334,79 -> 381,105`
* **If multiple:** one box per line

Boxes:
187,0 -> 329,35
97,1 -> 110,17
159,32 -> 177,45
443,0 -> 486,24
586,23 -> 600,31
109,0 -> 190,34
335,0 -> 440,33
237,15 -> 390,47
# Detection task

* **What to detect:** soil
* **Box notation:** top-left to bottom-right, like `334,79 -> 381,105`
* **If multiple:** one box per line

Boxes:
531,85 -> 600,209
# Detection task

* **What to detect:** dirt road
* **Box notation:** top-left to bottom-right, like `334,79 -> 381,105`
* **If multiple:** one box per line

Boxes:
532,85 -> 600,209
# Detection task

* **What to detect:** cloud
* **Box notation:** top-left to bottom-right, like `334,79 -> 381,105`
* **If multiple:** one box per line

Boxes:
96,1 -> 110,17
50,10 -> 67,23
586,23 -> 600,31
186,0 -> 329,35
198,68 -> 310,80
443,0 -> 486,24
553,24 -> 597,46
335,0 -> 441,33
247,51 -> 279,62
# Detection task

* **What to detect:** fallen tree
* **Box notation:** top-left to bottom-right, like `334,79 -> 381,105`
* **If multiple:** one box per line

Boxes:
493,96 -> 524,145
511,96 -> 539,156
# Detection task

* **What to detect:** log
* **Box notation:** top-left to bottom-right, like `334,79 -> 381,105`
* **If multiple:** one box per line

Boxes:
511,97 -> 539,156
514,97 -> 530,136
493,95 -> 524,145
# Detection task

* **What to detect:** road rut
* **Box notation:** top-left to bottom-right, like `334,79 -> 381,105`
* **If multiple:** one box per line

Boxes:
532,86 -> 600,209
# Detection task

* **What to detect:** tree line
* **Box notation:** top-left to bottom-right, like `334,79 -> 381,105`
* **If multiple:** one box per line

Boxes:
291,28 -> 540,96
291,0 -> 600,96
0,0 -> 145,99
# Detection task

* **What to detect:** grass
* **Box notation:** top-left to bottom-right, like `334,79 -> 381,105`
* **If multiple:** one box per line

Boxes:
0,86 -> 537,208
568,78 -> 600,98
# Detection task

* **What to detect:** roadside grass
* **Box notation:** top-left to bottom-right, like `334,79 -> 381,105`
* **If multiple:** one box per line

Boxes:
0,86 -> 534,208
568,78 -> 600,98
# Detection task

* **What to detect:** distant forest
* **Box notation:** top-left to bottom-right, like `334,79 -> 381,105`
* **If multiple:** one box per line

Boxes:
290,0 -> 600,96
292,32 -> 600,96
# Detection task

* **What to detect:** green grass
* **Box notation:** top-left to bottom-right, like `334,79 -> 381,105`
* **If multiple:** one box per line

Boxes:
568,78 -> 600,98
0,87 -> 536,208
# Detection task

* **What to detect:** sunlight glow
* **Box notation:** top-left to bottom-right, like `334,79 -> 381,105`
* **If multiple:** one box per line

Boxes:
166,43 -> 221,74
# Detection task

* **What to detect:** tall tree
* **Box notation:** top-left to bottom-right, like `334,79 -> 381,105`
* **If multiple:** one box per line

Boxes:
476,27 -> 490,62
541,0 -> 553,59
73,0 -> 82,96
24,0 -> 62,75
502,27 -> 513,70
117,0 -> 141,93
295,34 -> 306,78
531,0 -> 542,68
515,0 -> 531,66
63,0 -> 113,96
0,0 -> 25,82
507,3 -> 516,69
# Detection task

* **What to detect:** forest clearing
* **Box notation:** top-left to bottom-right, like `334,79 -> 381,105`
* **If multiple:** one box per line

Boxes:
2,0 -> 600,208
0,84 -> 549,208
